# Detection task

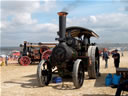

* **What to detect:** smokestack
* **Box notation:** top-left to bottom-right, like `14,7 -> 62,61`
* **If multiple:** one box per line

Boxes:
23,41 -> 27,55
57,12 -> 68,41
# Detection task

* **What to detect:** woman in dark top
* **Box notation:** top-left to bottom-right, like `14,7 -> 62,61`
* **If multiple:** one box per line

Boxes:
112,49 -> 120,68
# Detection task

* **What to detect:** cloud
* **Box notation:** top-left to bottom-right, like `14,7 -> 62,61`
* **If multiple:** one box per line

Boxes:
1,1 -> 40,19
0,1 -> 40,32
40,0 -> 57,12
90,16 -> 97,23
1,22 -> 58,46
119,0 -> 128,12
66,13 -> 128,43
0,0 -> 58,46
1,0 -> 57,23
12,13 -> 37,25
1,0 -> 128,46
123,6 -> 128,11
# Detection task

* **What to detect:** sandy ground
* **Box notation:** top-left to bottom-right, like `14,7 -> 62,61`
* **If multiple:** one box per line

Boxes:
0,52 -> 128,96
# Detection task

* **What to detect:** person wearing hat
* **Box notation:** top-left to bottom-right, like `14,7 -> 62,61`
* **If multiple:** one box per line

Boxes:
112,49 -> 120,68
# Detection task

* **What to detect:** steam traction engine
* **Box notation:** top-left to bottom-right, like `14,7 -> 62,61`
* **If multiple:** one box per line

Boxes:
37,12 -> 100,88
19,41 -> 57,66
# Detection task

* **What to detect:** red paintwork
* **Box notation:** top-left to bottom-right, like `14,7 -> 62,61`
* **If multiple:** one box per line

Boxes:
42,50 -> 52,60
20,56 -> 31,66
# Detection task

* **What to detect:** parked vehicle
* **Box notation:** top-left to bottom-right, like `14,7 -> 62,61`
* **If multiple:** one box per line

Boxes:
37,12 -> 100,88
19,41 -> 57,66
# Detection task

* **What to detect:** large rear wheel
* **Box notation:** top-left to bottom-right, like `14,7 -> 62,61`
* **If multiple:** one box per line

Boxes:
88,46 -> 100,79
72,59 -> 84,89
37,60 -> 52,87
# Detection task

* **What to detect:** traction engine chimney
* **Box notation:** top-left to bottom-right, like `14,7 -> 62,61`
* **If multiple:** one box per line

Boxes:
57,12 -> 68,42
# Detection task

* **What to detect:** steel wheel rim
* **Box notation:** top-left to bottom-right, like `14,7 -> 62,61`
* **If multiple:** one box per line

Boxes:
41,61 -> 52,85
78,64 -> 84,86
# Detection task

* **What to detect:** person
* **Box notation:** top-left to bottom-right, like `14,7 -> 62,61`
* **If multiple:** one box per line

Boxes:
121,48 -> 124,56
5,55 -> 8,66
115,80 -> 128,96
112,49 -> 120,68
103,48 -> 109,68
1,58 -> 5,66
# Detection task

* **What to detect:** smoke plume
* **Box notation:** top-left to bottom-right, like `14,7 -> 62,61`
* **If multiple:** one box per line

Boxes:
62,0 -> 82,12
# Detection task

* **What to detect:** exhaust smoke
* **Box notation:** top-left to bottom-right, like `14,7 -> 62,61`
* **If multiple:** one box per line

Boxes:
62,0 -> 82,12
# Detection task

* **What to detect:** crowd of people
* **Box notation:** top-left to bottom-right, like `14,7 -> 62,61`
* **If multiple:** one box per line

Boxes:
102,48 -> 128,96
0,55 -> 19,66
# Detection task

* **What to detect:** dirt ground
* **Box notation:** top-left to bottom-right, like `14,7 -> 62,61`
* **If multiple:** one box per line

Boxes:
0,51 -> 128,96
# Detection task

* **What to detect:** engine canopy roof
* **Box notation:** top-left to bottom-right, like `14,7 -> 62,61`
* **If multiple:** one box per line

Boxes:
65,26 -> 99,38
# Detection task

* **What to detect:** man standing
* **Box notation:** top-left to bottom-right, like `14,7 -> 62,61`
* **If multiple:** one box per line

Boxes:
103,48 -> 109,68
112,49 -> 120,68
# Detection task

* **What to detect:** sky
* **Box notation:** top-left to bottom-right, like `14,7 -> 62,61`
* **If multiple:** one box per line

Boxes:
0,0 -> 128,47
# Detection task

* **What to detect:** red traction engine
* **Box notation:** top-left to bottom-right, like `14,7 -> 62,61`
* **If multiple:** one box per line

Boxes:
18,41 -> 57,66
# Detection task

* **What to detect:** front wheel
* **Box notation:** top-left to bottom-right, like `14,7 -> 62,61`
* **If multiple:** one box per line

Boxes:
72,59 -> 84,89
19,56 -> 31,66
37,60 -> 52,87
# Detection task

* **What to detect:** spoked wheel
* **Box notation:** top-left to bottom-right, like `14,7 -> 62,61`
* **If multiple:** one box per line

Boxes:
41,50 -> 52,60
88,46 -> 100,79
37,60 -> 52,87
72,59 -> 84,89
19,56 -> 31,66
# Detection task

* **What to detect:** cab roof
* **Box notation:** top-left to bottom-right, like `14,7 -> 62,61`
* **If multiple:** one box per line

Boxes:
66,26 -> 99,38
